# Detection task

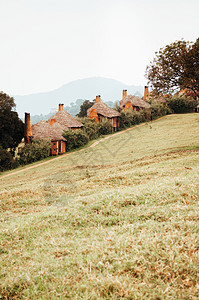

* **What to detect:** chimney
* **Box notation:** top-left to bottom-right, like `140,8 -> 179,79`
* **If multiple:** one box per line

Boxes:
144,86 -> 149,100
59,103 -> 64,111
24,112 -> 32,144
123,89 -> 127,99
96,95 -> 101,103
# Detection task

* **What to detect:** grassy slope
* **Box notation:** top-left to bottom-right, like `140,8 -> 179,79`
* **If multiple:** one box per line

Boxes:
0,114 -> 199,299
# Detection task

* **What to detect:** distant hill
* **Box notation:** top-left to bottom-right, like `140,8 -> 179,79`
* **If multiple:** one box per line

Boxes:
14,77 -> 144,118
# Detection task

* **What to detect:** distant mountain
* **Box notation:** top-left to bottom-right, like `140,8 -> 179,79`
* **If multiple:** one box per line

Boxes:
14,77 -> 144,118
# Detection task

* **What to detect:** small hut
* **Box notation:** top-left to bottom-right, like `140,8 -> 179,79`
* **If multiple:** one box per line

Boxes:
119,90 -> 151,116
87,95 -> 121,131
31,121 -> 67,155
48,104 -> 83,130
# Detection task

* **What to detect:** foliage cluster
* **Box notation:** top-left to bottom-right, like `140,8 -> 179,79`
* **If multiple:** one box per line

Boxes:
146,38 -> 199,94
167,95 -> 198,113
119,109 -> 150,129
0,146 -> 17,172
18,139 -> 51,165
77,100 -> 95,118
148,100 -> 172,120
63,118 -> 113,151
0,92 -> 24,153
62,129 -> 89,151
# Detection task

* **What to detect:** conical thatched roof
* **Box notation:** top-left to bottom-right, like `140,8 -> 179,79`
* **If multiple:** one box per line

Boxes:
48,110 -> 83,129
32,121 -> 66,141
87,102 -> 120,118
120,95 -> 151,109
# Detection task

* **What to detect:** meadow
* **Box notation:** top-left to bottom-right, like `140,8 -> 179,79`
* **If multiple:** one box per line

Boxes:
0,113 -> 199,299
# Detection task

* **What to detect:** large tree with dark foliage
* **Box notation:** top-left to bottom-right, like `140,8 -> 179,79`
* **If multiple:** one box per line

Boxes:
146,39 -> 199,94
0,92 -> 24,153
77,100 -> 95,117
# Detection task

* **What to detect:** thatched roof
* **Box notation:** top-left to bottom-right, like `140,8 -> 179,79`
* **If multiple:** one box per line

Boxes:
120,95 -> 151,109
48,110 -> 83,129
87,102 -> 120,118
32,121 -> 66,141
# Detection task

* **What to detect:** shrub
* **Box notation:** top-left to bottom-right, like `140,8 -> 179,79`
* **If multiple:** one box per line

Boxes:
97,119 -> 113,135
78,118 -> 101,140
76,117 -> 113,139
62,129 -> 89,151
0,146 -> 15,171
150,101 -> 172,120
119,109 -> 149,129
18,139 -> 51,165
167,96 -> 197,113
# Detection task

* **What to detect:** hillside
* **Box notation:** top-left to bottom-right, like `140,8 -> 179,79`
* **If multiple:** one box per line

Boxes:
0,114 -> 199,299
14,77 -> 143,117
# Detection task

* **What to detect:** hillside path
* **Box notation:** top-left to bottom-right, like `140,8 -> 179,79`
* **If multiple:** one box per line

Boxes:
0,116 -> 164,180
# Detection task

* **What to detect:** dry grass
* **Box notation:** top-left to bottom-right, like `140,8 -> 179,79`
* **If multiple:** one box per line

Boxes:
0,114 -> 199,299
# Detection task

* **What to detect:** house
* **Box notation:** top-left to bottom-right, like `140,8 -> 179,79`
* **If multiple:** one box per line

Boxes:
119,89 -> 151,113
24,104 -> 84,155
31,120 -> 67,155
48,104 -> 84,130
87,95 -> 121,131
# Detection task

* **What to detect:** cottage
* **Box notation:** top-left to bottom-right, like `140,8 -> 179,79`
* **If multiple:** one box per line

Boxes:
119,89 -> 151,112
24,104 -> 84,155
48,104 -> 84,130
87,95 -> 121,131
31,120 -> 67,155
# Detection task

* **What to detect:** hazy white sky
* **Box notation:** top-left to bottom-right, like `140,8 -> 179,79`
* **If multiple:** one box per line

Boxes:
0,0 -> 199,95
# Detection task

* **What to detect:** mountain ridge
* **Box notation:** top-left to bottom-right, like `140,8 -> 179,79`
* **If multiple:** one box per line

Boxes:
14,77 -> 144,117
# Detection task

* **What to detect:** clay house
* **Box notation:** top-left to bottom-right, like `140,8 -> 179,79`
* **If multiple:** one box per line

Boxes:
31,120 -> 67,155
87,95 -> 121,131
48,104 -> 84,130
24,104 -> 84,155
119,89 -> 151,113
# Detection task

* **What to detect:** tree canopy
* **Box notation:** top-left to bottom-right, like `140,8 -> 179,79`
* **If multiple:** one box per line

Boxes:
0,92 -> 24,152
77,100 -> 95,117
145,39 -> 199,94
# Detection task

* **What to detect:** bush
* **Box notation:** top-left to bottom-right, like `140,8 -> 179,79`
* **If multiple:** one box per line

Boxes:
76,117 -> 113,139
62,129 -> 89,151
97,119 -> 113,135
119,109 -> 149,129
167,96 -> 197,113
77,118 -> 101,140
18,139 -> 51,165
150,101 -> 172,120
0,146 -> 15,172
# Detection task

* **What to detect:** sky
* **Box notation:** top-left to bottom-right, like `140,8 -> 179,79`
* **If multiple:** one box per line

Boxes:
0,0 -> 199,95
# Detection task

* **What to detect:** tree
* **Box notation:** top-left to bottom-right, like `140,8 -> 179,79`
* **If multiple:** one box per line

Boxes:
77,100 -> 95,117
145,39 -> 199,94
0,92 -> 24,153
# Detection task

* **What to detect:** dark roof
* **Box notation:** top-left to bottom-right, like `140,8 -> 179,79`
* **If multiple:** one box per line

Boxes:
120,95 -> 151,109
87,102 -> 120,118
48,110 -> 83,129
32,121 -> 66,141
